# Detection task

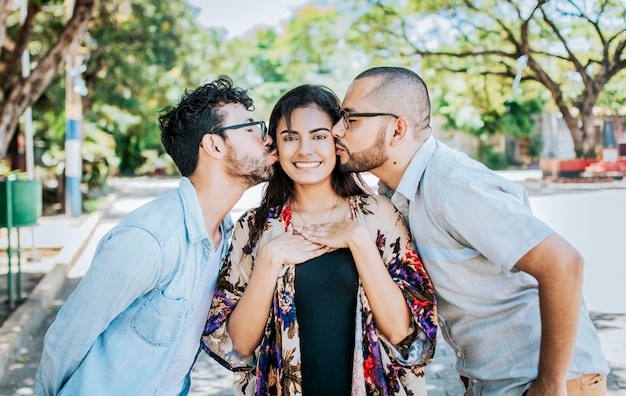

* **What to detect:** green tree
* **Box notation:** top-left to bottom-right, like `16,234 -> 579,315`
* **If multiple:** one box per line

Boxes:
228,5 -> 349,119
0,0 -> 97,158
247,3 -> 403,120
433,71 -> 546,164
345,0 -> 626,158
30,0 -> 244,178
80,0 -> 225,174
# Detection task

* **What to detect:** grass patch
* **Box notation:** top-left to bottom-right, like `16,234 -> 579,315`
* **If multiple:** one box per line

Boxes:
83,195 -> 108,213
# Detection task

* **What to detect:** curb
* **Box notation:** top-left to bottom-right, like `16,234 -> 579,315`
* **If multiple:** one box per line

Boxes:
0,211 -> 101,379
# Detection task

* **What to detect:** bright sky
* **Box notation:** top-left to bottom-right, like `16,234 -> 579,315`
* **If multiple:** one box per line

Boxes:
186,0 -> 309,38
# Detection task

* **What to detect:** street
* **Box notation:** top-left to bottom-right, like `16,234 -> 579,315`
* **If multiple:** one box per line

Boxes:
529,188 -> 626,313
1,176 -> 625,395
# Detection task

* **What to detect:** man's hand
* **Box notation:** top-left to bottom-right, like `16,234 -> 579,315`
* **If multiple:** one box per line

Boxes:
524,377 -> 567,396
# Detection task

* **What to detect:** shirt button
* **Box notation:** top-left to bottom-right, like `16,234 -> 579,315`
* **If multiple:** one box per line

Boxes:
472,379 -> 479,384
456,351 -> 463,357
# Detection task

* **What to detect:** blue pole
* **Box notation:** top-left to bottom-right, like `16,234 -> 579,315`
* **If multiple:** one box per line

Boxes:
65,0 -> 82,217
65,117 -> 82,217
64,1 -> 82,219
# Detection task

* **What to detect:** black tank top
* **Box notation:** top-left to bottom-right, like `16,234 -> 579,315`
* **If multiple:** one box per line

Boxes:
294,248 -> 359,395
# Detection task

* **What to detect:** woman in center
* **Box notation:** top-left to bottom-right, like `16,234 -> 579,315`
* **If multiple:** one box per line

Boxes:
203,84 -> 437,395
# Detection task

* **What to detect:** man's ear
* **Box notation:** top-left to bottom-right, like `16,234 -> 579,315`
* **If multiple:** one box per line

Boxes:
390,117 -> 411,147
200,134 -> 224,160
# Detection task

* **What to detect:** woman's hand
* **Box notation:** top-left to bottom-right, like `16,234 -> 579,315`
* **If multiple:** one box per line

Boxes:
297,220 -> 371,250
228,230 -> 329,357
258,230 -> 331,271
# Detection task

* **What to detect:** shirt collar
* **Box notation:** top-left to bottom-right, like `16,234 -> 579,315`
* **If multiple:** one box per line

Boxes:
178,177 -> 234,246
383,135 -> 436,202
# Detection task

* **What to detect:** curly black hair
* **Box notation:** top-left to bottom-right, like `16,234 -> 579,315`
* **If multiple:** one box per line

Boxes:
158,75 -> 254,176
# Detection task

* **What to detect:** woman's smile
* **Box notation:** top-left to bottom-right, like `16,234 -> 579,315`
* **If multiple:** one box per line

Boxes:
294,161 -> 322,169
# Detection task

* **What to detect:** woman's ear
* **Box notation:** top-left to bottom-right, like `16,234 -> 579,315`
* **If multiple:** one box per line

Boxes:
200,134 -> 224,160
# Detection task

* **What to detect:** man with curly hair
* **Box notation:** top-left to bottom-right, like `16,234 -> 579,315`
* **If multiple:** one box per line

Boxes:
36,76 -> 277,395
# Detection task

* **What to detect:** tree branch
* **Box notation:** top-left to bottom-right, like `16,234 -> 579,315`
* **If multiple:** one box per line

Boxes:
540,7 -> 590,84
0,0 -> 12,59
0,0 -> 98,156
607,28 -> 626,47
606,38 -> 626,78
463,0 -> 523,53
1,2 -> 41,93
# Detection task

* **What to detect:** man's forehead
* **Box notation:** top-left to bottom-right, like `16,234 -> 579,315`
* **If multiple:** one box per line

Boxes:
343,78 -> 379,109
221,102 -> 252,119
221,102 -> 245,112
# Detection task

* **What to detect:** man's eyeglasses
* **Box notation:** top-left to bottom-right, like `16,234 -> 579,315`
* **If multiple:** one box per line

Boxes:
206,120 -> 268,142
340,110 -> 399,129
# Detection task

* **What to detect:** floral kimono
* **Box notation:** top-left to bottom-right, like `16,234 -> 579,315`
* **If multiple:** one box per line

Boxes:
202,194 -> 437,395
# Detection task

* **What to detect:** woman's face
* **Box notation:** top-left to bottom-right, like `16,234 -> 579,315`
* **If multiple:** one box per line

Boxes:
276,105 -> 337,188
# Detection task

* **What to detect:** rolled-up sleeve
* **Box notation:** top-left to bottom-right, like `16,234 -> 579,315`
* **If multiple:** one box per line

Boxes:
201,213 -> 256,371
366,196 -> 438,366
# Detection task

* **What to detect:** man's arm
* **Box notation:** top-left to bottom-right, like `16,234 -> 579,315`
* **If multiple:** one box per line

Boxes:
515,233 -> 584,396
35,227 -> 161,395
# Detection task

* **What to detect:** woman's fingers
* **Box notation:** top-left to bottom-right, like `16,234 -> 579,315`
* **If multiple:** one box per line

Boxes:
299,222 -> 353,248
267,233 -> 329,265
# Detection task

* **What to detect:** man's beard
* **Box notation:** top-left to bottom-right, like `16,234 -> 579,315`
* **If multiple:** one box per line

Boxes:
225,145 -> 275,187
338,127 -> 388,173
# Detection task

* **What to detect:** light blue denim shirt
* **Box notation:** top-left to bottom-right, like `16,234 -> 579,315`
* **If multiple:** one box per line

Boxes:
36,177 -> 233,396
380,136 -> 609,395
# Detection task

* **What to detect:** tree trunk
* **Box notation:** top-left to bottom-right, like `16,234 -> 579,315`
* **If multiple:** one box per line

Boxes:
524,57 -> 591,158
557,104 -> 585,157
579,112 -> 598,158
555,108 -> 598,159
0,0 -> 12,60
575,84 -> 603,158
0,0 -> 97,159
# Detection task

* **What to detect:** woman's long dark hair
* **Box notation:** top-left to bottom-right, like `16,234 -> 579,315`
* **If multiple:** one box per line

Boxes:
248,84 -> 367,246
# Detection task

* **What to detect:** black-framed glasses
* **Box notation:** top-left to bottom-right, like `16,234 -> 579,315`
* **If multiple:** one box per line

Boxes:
208,120 -> 268,141
340,110 -> 399,129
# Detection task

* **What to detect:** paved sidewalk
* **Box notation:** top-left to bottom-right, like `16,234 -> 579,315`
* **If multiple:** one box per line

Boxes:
1,177 -> 625,395
0,212 -> 102,381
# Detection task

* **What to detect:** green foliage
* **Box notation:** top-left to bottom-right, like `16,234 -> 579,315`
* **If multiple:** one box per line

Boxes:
341,0 -> 626,158
83,195 -> 107,213
26,0 -> 625,177
486,98 -> 545,138
281,5 -> 340,76
33,0 -> 234,177
479,144 -> 509,170
82,0 -> 200,174
528,130 -> 544,163
596,76 -> 626,115
433,71 -> 547,141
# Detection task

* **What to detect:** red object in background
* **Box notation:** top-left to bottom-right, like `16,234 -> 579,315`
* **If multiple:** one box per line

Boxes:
558,158 -> 599,172
585,159 -> 626,173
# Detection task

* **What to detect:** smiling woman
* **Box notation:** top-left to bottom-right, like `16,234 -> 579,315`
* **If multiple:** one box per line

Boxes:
186,0 -> 307,38
202,84 -> 438,395
277,106 -> 338,192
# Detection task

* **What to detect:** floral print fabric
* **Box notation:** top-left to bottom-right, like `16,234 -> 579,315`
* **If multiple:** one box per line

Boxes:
202,194 -> 437,395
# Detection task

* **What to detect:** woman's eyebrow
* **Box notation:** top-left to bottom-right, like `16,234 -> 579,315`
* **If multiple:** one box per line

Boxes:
280,127 -> 330,135
309,127 -> 331,133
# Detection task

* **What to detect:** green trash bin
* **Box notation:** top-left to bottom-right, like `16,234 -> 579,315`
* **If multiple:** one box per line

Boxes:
0,179 -> 42,227
0,178 -> 42,308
